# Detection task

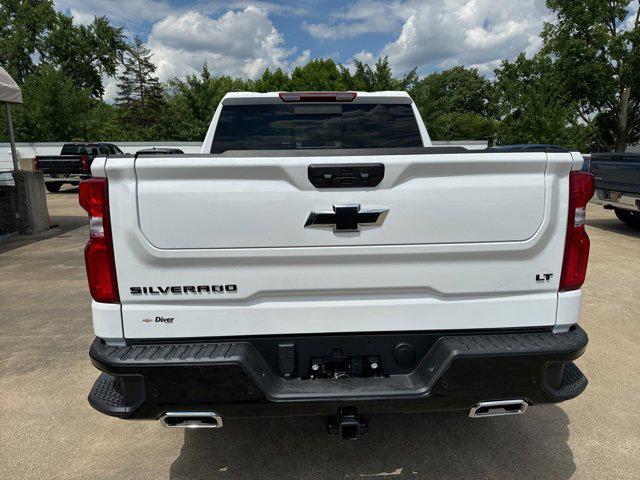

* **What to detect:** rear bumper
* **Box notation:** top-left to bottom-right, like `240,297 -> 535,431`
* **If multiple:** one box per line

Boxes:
592,189 -> 640,212
88,326 -> 588,420
43,173 -> 90,182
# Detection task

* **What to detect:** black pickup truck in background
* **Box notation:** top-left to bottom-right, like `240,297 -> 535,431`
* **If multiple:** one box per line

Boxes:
35,142 -> 124,192
590,152 -> 640,227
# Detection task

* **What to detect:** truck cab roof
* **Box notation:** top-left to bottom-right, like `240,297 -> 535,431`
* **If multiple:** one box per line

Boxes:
220,91 -> 413,105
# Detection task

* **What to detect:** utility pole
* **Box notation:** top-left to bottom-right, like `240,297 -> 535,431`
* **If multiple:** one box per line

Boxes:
5,103 -> 19,170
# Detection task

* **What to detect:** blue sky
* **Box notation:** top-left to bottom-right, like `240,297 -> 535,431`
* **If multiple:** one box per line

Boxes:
53,0 -> 558,97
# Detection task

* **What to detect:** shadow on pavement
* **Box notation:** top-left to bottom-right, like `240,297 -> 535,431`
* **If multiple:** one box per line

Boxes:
170,406 -> 575,480
587,217 -> 640,239
0,215 -> 86,254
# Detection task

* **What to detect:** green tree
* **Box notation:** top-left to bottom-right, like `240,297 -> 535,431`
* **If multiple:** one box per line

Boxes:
410,66 -> 498,140
0,2 -> 127,96
0,0 -> 57,82
495,53 -> 593,151
0,65 -> 95,141
43,15 -> 127,97
434,113 -> 498,141
348,57 -> 417,91
82,101 -> 123,141
253,67 -> 290,92
541,0 -> 640,151
289,58 -> 349,91
115,36 -> 165,137
161,64 -> 249,140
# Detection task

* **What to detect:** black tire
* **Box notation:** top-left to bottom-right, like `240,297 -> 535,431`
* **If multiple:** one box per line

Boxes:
614,208 -> 640,228
45,182 -> 63,193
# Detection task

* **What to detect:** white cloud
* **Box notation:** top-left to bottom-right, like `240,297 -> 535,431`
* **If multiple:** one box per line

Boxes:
223,1 -> 310,17
147,6 -> 298,80
353,50 -> 375,63
303,0 -> 549,75
380,0 -> 551,74
56,0 -> 311,26
55,0 -> 175,24
622,2 -> 639,31
291,49 -> 312,69
303,0 -> 410,40
102,76 -> 119,103
57,0 -> 556,87
69,9 -> 95,25
342,50 -> 375,74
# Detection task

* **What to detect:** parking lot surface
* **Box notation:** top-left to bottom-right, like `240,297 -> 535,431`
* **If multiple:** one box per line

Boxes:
1,186 -> 639,480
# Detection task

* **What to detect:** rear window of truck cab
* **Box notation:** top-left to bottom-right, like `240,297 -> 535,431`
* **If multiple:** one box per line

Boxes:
211,103 -> 422,153
61,144 -> 92,155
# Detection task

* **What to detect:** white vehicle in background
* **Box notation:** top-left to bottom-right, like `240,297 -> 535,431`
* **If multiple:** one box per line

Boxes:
82,91 -> 592,440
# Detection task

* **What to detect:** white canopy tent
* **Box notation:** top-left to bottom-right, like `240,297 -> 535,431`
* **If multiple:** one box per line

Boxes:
1,65 -> 23,171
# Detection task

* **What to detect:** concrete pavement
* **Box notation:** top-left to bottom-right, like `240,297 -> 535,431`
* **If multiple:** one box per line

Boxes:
1,187 -> 639,479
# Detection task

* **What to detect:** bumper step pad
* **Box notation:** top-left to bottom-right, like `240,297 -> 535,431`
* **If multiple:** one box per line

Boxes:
88,372 -> 146,417
88,373 -> 126,415
551,361 -> 588,400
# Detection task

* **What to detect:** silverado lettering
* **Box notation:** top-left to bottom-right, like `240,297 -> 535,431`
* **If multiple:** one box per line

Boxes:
130,285 -> 237,295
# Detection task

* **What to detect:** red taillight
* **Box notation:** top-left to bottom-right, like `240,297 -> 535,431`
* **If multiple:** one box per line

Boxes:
560,171 -> 594,291
81,154 -> 89,172
278,91 -> 357,102
33,158 -> 39,171
79,178 -> 119,303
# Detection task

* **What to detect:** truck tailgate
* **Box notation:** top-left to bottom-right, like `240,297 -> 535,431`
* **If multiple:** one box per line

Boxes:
590,153 -> 640,195
104,151 -> 572,339
37,156 -> 84,174
136,155 -> 545,248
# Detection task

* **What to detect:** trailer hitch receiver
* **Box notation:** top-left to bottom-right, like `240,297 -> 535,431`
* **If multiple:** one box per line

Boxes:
327,407 -> 368,440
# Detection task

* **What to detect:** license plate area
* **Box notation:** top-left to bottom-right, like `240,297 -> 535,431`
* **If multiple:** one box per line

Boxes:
306,350 -> 383,379
606,190 -> 622,201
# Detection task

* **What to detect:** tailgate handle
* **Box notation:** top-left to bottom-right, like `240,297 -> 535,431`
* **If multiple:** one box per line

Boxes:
308,163 -> 384,188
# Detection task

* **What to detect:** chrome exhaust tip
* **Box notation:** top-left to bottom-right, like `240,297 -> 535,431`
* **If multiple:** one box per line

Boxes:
469,399 -> 528,418
161,411 -> 223,429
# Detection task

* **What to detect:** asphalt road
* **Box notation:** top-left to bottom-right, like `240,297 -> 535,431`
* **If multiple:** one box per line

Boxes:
1,186 -> 639,480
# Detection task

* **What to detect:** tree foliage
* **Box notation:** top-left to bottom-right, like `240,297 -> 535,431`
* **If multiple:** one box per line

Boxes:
495,54 -> 594,150
253,68 -> 290,92
2,65 -> 97,141
410,66 -> 498,140
0,0 -> 58,82
115,36 -> 165,138
540,0 -> 640,150
0,0 -> 127,96
44,15 -> 127,96
160,64 -> 250,141
289,58 -> 350,91
348,57 -> 417,91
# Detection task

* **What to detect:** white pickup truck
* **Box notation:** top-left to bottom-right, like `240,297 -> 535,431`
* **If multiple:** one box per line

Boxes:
82,91 -> 592,439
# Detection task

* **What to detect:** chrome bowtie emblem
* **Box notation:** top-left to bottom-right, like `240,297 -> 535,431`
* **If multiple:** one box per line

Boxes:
304,204 -> 388,232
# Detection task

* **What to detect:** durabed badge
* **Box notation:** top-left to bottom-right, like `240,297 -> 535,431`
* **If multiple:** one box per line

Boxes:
305,204 -> 388,232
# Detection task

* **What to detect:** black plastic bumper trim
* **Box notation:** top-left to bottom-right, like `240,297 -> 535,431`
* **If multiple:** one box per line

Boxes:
90,326 -> 588,405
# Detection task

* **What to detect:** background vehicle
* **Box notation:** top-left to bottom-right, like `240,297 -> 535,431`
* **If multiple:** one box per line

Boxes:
135,147 -> 184,155
490,144 -> 568,152
82,91 -> 592,439
590,152 -> 640,227
35,142 -> 123,192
